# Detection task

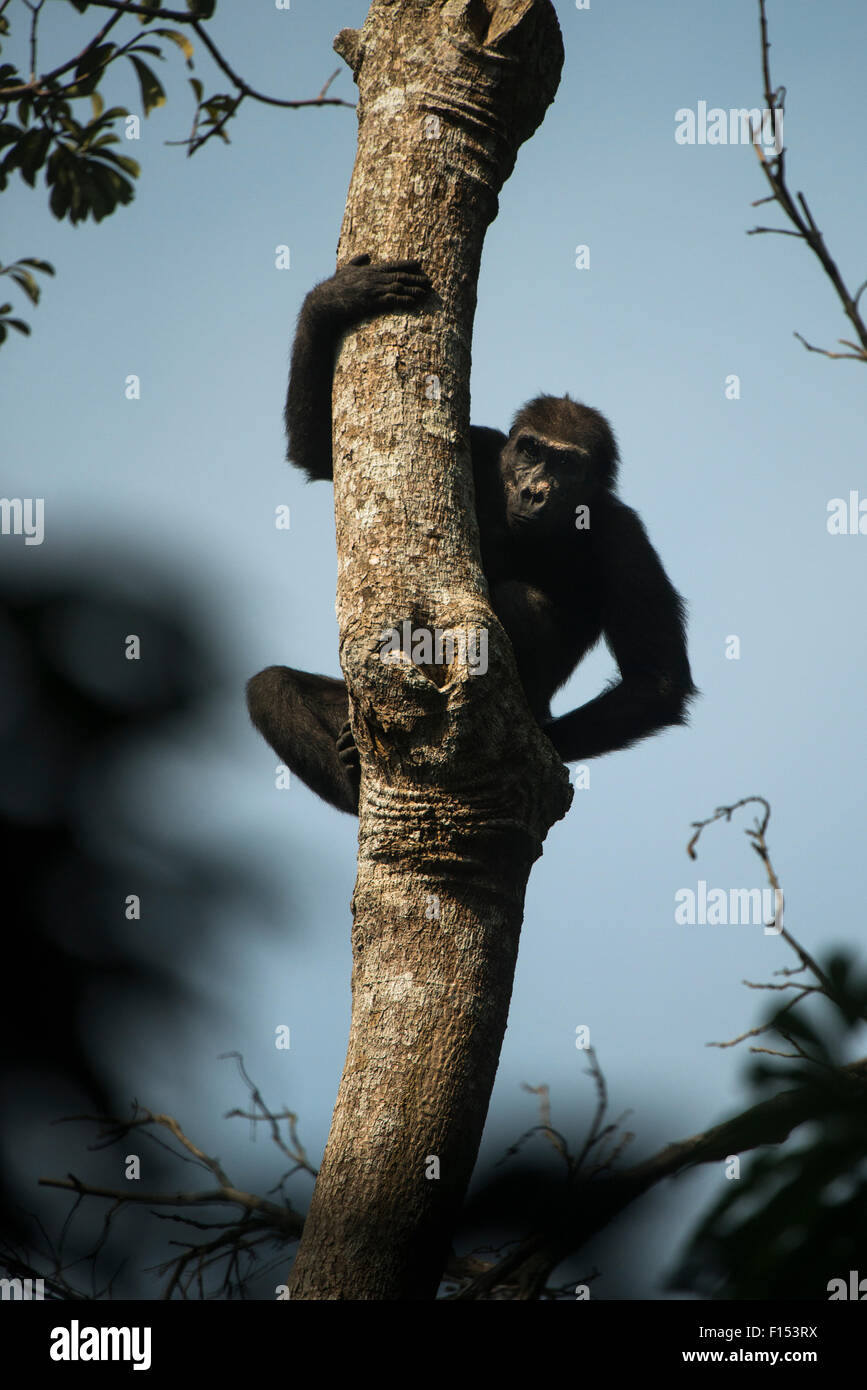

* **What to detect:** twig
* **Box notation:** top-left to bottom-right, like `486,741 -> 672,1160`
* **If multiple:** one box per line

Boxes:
747,0 -> 867,361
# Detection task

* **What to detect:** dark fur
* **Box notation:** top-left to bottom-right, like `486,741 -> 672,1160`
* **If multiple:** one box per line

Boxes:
248,255 -> 696,814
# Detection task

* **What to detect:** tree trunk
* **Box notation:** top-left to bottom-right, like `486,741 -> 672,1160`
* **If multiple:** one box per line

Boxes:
288,0 -> 569,1301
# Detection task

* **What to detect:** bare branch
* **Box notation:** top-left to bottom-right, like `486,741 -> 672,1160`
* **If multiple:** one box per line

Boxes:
221,1051 -> 318,1181
38,1173 -> 301,1233
793,332 -> 867,363
749,0 -> 867,359
747,226 -> 805,239
12,1067 -> 314,1298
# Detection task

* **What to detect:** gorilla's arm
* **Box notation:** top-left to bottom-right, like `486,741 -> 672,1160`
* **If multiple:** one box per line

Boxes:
285,254 -> 431,482
545,501 -> 696,761
283,290 -> 340,483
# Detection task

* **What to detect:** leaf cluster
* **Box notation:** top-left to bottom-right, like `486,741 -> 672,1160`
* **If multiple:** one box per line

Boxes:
0,19 -> 199,224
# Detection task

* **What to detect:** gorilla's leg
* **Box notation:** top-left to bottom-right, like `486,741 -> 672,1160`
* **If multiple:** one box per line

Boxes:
246,665 -> 358,815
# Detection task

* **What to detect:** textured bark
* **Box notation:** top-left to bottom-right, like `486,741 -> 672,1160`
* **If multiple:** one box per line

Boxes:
288,0 -> 569,1300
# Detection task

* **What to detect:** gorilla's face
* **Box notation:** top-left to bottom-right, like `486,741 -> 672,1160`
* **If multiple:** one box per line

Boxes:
499,430 -> 596,536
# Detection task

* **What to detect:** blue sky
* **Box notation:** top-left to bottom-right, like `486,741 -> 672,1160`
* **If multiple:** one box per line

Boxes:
3,0 -> 866,1297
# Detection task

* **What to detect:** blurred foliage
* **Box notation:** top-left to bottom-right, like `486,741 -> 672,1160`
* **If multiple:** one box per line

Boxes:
668,951 -> 867,1299
0,556 -> 263,1272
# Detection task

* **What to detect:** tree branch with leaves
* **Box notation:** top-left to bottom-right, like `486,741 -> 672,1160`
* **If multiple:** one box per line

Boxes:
0,0 -> 352,343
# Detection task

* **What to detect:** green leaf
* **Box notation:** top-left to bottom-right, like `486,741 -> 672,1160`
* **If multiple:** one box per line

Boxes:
0,319 -> 32,344
1,143 -> 21,177
127,55 -> 167,115
17,127 -> 51,185
189,77 -> 204,103
0,314 -> 31,336
8,268 -> 41,305
46,156 -> 71,221
153,28 -> 195,64
73,42 -> 116,97
15,259 -> 55,276
82,164 -> 113,222
90,161 -> 135,221
90,91 -> 105,120
99,150 -> 141,178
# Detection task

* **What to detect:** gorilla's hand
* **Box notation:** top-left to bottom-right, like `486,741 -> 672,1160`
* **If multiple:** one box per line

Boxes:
309,253 -> 431,329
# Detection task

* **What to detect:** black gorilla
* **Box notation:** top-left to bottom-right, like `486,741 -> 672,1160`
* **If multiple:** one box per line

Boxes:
247,255 -> 695,814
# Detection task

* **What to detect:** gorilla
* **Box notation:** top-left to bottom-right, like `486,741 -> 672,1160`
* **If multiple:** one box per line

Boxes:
247,255 -> 695,814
